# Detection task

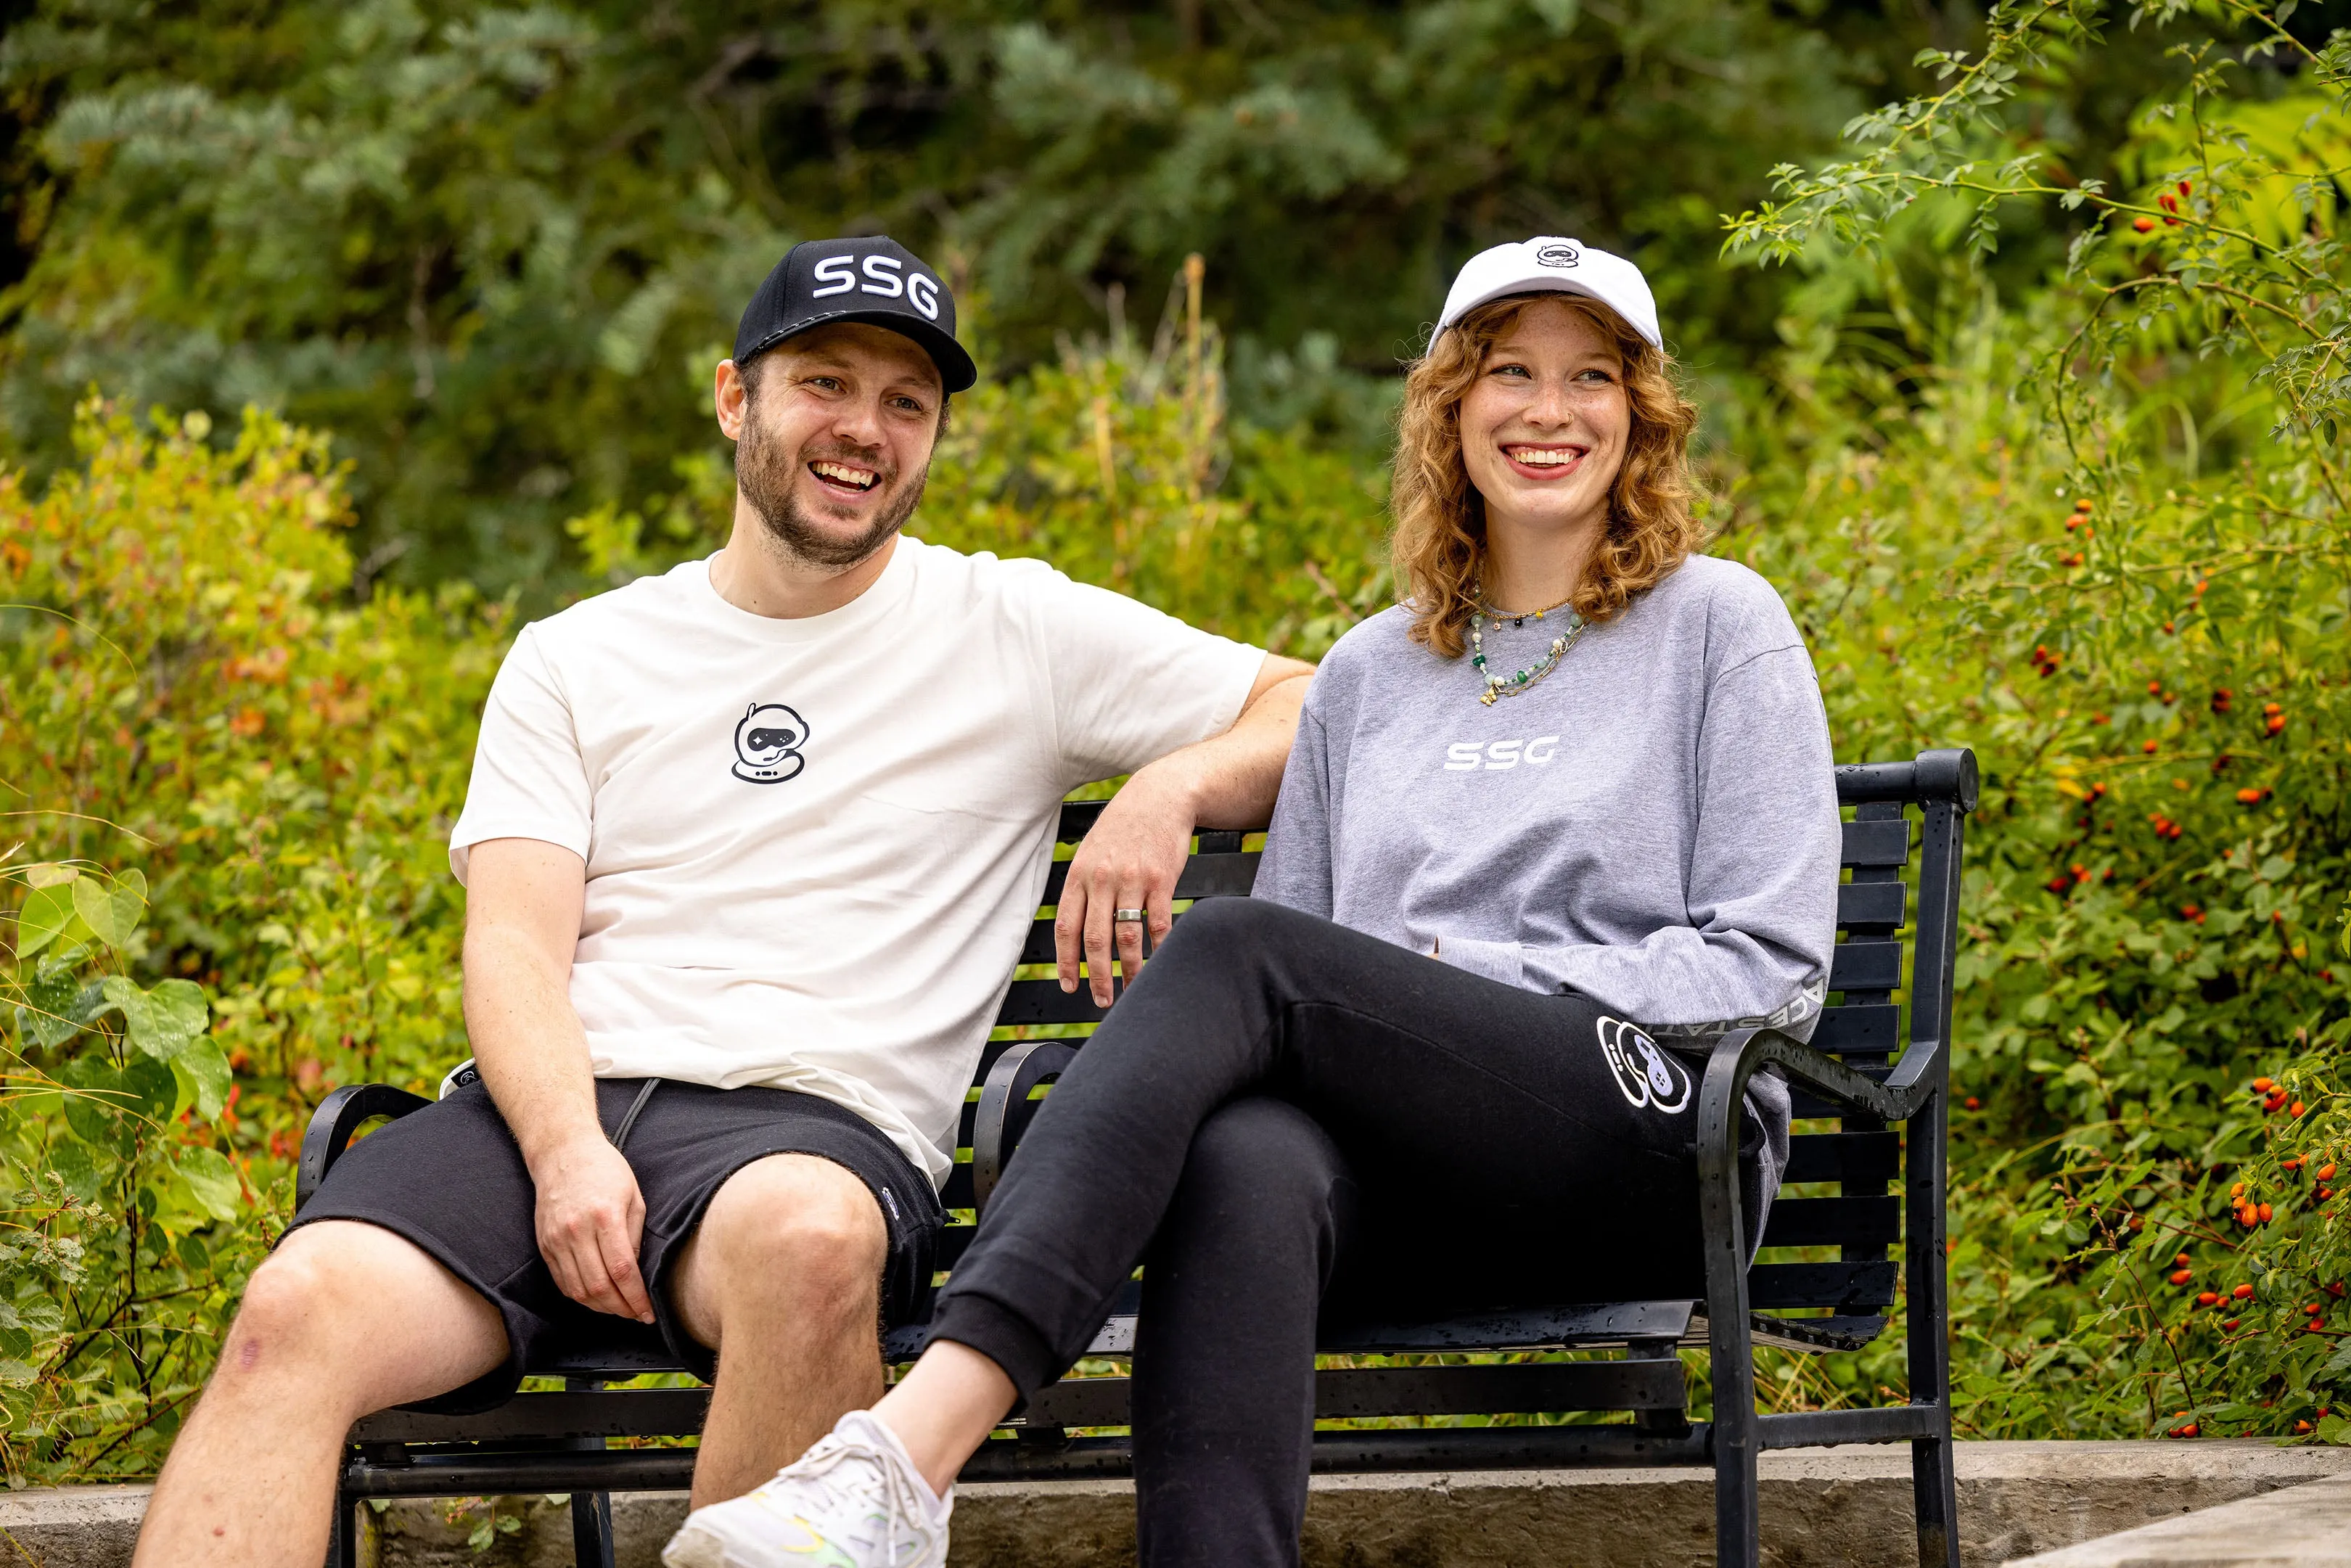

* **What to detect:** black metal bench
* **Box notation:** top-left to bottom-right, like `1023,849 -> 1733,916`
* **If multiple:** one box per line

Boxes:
302,747 -> 1975,1568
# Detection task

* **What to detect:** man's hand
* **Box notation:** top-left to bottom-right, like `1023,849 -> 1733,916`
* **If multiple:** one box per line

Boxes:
1057,765 -> 1197,1006
1055,655 -> 1313,1004
530,1129 -> 657,1323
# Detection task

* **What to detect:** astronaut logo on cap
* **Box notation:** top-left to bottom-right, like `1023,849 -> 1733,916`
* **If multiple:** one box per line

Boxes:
1535,241 -> 1583,269
731,702 -> 808,784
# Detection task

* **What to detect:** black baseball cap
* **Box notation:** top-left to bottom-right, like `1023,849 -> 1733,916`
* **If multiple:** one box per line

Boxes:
732,237 -> 977,395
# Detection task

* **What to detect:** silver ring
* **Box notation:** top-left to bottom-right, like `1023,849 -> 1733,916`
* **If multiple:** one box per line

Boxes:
1112,908 -> 1147,923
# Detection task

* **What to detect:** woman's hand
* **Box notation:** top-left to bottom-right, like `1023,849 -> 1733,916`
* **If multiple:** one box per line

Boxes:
1056,763 -> 1197,1006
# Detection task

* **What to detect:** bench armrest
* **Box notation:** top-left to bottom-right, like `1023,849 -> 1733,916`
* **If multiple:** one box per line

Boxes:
970,1040 -> 1077,1213
296,1083 -> 432,1211
1708,1021 -> 1947,1129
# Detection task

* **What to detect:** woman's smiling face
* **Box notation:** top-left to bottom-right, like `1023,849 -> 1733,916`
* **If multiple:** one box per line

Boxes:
1457,297 -> 1630,545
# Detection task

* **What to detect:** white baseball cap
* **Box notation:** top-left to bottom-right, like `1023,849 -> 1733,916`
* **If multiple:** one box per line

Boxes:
1434,237 -> 1662,351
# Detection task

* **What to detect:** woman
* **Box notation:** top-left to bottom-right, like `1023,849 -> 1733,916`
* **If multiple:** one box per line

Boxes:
663,238 -> 1842,1568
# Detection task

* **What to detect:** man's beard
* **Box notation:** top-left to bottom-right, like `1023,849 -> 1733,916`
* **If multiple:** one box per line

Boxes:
736,413 -> 927,570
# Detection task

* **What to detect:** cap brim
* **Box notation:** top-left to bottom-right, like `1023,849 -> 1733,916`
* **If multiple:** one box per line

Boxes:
740,308 -> 979,394
1440,280 -> 1660,349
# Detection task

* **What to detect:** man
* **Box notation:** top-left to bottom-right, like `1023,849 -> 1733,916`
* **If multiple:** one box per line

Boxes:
131,236 -> 1312,1567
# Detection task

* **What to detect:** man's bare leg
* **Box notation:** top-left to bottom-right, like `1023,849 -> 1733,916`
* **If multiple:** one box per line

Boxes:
669,1153 -> 890,1506
134,1220 -> 509,1568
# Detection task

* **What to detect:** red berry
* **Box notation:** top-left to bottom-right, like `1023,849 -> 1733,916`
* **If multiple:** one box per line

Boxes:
1964,1096 -> 1980,1110
2171,1268 -> 2194,1285
2134,216 -> 2157,232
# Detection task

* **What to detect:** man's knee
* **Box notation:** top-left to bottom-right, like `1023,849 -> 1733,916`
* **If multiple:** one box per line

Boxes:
221,1226 -> 390,1377
697,1155 -> 887,1300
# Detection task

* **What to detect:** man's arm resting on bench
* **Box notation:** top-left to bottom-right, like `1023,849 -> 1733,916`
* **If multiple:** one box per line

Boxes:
1059,653 -> 1316,1005
462,836 -> 657,1324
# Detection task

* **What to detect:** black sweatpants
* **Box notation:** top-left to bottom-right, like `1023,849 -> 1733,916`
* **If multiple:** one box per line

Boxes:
928,898 -> 1765,1567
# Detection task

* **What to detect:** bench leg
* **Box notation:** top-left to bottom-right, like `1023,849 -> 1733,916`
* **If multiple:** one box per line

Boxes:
1907,1093 -> 1961,1567
1697,1048 -> 1762,1568
327,1484 -> 358,1568
572,1490 -> 615,1568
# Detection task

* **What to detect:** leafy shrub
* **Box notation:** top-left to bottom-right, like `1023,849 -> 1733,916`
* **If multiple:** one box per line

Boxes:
1,402 -> 504,1483
1723,0 -> 2351,1437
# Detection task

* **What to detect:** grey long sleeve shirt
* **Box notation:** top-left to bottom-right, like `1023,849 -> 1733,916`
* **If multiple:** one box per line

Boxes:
1254,554 -> 1843,1226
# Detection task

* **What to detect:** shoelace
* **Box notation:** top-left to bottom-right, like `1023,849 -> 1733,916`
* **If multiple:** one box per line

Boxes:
751,1430 -> 935,1564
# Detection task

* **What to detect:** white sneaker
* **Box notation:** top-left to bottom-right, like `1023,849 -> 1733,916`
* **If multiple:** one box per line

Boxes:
661,1410 -> 951,1568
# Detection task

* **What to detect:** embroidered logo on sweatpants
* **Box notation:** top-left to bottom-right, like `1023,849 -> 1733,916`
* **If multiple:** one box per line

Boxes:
1599,1017 -> 1691,1115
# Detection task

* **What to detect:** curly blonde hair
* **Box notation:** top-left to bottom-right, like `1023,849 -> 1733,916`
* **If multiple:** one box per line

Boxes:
1392,291 -> 1702,658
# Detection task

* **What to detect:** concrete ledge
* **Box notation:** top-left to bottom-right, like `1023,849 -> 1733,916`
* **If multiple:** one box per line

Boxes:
4,1442 -> 2346,1567
2005,1473 -> 2351,1567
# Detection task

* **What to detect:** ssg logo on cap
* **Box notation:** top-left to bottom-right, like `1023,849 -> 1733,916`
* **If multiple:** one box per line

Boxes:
1535,242 -> 1582,269
808,253 -> 943,321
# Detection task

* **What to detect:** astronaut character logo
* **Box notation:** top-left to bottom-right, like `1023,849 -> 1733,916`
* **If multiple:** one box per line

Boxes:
1597,1017 -> 1691,1115
731,702 -> 808,784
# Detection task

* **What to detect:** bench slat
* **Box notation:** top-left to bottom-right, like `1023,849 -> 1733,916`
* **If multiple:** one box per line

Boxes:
1839,818 -> 1911,868
1758,1195 -> 1899,1249
1022,1360 -> 1686,1426
1318,1300 -> 1695,1353
1836,880 -> 1906,931
997,978 -> 1109,1027
1748,1260 -> 1897,1311
1808,1005 -> 1900,1056
1041,851 -> 1259,906
1828,940 -> 1903,993
1781,1130 -> 1900,1188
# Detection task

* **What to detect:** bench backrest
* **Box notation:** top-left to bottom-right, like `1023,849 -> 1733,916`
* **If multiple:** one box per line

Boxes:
935,757 -> 1968,1318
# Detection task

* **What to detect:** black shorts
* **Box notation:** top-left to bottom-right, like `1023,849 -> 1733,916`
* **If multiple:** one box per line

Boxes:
288,1077 -> 945,1413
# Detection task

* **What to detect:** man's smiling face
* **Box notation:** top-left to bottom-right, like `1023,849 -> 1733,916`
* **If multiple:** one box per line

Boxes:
720,321 -> 945,570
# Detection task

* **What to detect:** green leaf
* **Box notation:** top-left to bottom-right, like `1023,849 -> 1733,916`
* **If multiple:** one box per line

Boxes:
132,1052 -> 177,1118
0,1360 -> 38,1385
175,1146 -> 241,1222
169,1038 -> 232,1121
46,1138 -> 99,1205
17,965 -> 83,1049
71,873 -> 144,951
59,1056 -> 129,1145
15,881 -> 79,959
99,976 -> 209,1061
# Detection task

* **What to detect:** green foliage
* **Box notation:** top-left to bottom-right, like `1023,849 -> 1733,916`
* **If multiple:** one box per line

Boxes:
1,856 -> 249,1479
1719,0 -> 2350,1439
0,0 -> 1944,594
1,400 -> 504,1482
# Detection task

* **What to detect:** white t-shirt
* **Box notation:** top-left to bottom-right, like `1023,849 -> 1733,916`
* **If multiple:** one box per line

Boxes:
449,536 -> 1264,1186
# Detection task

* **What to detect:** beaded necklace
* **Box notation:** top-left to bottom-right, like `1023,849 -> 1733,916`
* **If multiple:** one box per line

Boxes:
1466,583 -> 1588,706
